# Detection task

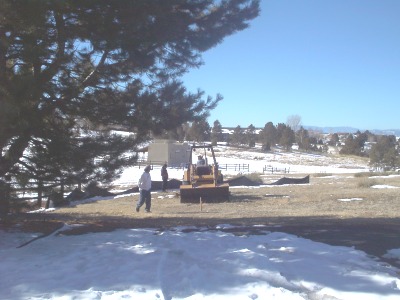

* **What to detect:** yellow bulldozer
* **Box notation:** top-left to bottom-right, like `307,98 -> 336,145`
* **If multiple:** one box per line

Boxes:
180,144 -> 229,203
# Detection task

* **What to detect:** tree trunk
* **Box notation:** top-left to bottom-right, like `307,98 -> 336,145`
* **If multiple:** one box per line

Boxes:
37,180 -> 43,208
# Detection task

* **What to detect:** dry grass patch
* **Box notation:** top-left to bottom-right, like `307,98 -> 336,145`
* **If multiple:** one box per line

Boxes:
48,173 -> 400,226
357,178 -> 378,188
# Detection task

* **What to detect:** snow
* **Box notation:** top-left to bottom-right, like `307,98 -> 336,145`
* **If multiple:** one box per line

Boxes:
338,198 -> 364,202
1,225 -> 400,300
385,249 -> 400,265
1,145 -> 400,299
371,185 -> 399,189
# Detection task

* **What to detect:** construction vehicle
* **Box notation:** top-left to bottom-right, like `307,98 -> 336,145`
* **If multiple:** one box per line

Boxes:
180,144 -> 229,203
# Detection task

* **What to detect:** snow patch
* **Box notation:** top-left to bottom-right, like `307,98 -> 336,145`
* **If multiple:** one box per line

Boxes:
338,198 -> 364,202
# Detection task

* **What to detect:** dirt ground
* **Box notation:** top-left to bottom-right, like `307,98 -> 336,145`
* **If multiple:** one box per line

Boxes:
2,173 -> 400,268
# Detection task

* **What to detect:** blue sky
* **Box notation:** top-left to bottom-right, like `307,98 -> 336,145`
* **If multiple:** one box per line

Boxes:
182,0 -> 400,130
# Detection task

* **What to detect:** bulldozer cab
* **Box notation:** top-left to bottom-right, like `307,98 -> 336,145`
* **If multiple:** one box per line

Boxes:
189,145 -> 216,175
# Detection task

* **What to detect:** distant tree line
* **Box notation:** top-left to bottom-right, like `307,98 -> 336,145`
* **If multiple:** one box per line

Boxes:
160,119 -> 324,152
160,120 -> 400,172
339,131 -> 400,171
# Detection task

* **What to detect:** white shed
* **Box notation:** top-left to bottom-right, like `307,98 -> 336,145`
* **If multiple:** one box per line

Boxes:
147,140 -> 190,167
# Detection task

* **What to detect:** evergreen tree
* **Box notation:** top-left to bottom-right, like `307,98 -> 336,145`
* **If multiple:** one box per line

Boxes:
279,125 -> 295,151
328,133 -> 340,146
296,127 -> 311,151
276,123 -> 286,142
340,131 -> 368,156
369,135 -> 399,170
340,134 -> 359,155
260,122 -> 277,151
231,125 -> 244,146
245,124 -> 256,147
211,120 -> 223,146
355,131 -> 369,150
275,123 -> 294,151
187,120 -> 210,143
0,0 -> 260,183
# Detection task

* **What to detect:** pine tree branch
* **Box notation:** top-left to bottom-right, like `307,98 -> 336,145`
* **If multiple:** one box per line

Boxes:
40,10 -> 66,84
81,50 -> 109,88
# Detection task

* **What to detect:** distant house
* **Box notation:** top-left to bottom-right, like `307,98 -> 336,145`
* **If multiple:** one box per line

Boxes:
147,140 -> 190,167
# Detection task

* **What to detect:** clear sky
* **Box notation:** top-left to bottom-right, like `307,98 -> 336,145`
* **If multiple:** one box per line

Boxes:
182,0 -> 400,130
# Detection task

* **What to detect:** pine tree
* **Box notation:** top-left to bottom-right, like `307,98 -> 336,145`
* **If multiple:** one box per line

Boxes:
340,131 -> 369,156
0,1 -> 260,183
231,126 -> 244,146
369,135 -> 399,170
260,122 -> 277,151
340,134 -> 359,155
211,120 -> 223,146
297,127 -> 311,151
187,120 -> 211,143
279,126 -> 295,151
245,124 -> 256,147
275,123 -> 294,151
328,133 -> 340,146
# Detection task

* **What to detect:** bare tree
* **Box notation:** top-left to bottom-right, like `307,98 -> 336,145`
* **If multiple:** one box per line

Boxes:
286,115 -> 302,133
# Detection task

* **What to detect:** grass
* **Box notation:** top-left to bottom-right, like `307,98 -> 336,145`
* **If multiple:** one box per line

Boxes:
354,171 -> 397,178
357,178 -> 378,188
312,173 -> 333,177
43,173 -> 400,227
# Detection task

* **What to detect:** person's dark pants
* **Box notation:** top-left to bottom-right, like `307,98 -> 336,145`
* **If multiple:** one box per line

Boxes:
162,179 -> 168,191
137,189 -> 151,211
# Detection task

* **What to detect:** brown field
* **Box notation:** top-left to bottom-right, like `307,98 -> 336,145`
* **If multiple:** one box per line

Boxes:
51,173 -> 400,224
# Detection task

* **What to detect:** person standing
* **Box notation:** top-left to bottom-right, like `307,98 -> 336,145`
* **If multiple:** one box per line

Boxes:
161,163 -> 168,192
197,155 -> 205,166
136,165 -> 152,212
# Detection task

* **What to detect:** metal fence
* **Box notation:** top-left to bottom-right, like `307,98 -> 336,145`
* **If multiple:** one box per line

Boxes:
217,163 -> 250,172
263,165 -> 290,174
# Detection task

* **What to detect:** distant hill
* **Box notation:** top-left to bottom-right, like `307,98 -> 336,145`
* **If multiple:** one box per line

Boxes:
304,126 -> 359,134
304,126 -> 400,136
369,129 -> 400,136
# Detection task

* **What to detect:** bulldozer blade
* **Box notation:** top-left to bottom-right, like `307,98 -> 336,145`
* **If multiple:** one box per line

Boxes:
180,183 -> 230,203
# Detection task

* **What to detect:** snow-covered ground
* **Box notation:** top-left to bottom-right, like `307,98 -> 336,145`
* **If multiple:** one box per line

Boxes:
1,145 -> 399,299
1,224 -> 399,300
